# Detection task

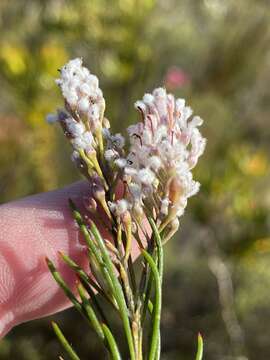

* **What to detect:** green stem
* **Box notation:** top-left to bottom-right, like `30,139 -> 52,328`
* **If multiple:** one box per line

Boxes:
47,258 -> 107,331
79,275 -> 109,323
141,250 -> 162,360
69,200 -> 115,298
60,252 -> 114,311
149,218 -> 164,360
128,256 -> 137,294
60,252 -> 102,294
46,259 -> 82,313
141,269 -> 153,324
77,283 -> 105,341
195,333 -> 203,360
90,221 -> 136,360
52,322 -> 80,360
119,263 -> 135,314
102,324 -> 122,360
149,218 -> 164,282
140,229 -> 156,323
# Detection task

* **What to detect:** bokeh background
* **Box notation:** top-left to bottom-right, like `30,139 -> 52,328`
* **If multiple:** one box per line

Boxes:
0,0 -> 270,359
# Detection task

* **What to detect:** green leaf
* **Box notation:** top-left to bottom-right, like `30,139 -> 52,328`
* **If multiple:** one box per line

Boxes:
52,322 -> 80,360
60,251 -> 114,311
148,218 -> 164,360
90,221 -> 136,360
141,268 -> 154,323
148,218 -> 164,281
60,252 -> 100,293
69,200 -> 116,298
141,249 -> 162,360
77,283 -> 105,341
46,258 -> 82,313
195,333 -> 203,360
102,324 -> 122,360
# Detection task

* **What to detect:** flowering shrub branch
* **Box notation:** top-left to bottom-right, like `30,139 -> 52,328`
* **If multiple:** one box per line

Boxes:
46,58 -> 206,360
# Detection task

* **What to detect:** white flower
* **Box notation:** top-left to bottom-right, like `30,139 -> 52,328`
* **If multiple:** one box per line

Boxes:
161,198 -> 170,216
124,167 -> 138,177
79,83 -> 92,96
137,168 -> 155,186
105,149 -> 117,161
71,131 -> 94,151
66,119 -> 85,137
114,158 -> 127,168
153,87 -> 167,118
128,183 -> 142,199
142,93 -> 154,105
89,103 -> 100,122
56,58 -> 105,129
71,150 -> 80,163
78,97 -> 90,112
108,199 -> 129,216
148,156 -> 162,171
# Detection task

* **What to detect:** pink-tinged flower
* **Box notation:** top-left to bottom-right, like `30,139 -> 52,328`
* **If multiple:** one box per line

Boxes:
116,87 -> 206,234
164,67 -> 190,90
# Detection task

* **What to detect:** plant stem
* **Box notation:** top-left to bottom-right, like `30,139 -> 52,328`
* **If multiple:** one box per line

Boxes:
141,250 -> 162,360
90,221 -> 136,360
195,333 -> 203,360
52,322 -> 80,360
102,324 -> 122,360
77,283 -> 105,341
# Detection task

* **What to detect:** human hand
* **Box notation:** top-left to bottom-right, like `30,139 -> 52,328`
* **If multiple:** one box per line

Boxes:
0,181 -> 108,338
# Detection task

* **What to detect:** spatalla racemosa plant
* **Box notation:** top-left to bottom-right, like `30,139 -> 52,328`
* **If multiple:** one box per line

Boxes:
46,58 -> 206,360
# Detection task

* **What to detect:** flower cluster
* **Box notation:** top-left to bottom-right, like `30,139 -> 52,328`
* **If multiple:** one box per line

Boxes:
108,88 -> 206,236
55,58 -> 105,129
46,58 -> 108,181
47,58 -> 205,240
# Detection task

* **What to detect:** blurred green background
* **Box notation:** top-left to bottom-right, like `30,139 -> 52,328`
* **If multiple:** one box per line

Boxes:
0,0 -> 270,359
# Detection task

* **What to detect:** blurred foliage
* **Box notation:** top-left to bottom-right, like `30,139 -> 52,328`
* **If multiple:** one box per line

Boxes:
0,0 -> 270,359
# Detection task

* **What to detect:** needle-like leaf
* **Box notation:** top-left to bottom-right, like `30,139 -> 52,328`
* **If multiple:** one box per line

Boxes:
90,221 -> 136,360
52,322 -> 80,360
195,333 -> 203,360
102,324 -> 122,360
141,249 -> 161,360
